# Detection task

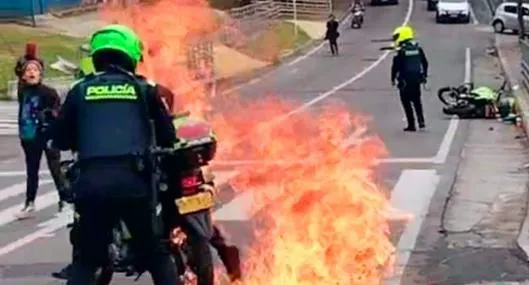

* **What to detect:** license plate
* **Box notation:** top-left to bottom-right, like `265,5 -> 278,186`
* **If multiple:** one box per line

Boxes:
175,192 -> 214,215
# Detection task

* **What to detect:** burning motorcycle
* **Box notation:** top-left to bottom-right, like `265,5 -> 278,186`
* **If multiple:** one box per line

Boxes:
58,112 -> 218,285
351,7 -> 365,29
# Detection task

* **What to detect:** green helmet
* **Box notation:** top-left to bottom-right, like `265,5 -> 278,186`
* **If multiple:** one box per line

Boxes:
89,24 -> 143,68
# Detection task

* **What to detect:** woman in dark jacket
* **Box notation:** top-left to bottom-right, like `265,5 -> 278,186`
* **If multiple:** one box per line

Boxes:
15,59 -> 66,219
325,14 -> 340,55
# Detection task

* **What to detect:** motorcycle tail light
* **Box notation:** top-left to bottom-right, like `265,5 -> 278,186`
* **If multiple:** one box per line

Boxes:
181,175 -> 200,196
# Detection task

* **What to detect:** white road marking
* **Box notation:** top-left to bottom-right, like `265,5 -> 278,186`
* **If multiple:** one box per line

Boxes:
0,169 -> 240,257
385,169 -> 440,285
0,180 -> 57,229
429,47 -> 470,164
0,208 -> 73,257
432,116 -> 459,164
0,180 -> 52,203
464,47 -> 472,84
0,170 -> 50,177
247,78 -> 261,85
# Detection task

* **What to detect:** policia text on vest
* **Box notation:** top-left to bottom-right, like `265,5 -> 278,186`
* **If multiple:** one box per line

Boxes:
85,83 -> 138,101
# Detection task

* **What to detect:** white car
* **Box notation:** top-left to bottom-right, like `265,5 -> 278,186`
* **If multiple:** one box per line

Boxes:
435,0 -> 471,23
491,2 -> 529,34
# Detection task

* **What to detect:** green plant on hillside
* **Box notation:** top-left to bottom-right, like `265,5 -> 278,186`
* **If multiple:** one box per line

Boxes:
245,21 -> 311,62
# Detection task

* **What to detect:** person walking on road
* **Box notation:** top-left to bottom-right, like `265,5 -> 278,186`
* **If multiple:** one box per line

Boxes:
390,25 -> 429,132
15,58 -> 67,219
325,14 -> 340,56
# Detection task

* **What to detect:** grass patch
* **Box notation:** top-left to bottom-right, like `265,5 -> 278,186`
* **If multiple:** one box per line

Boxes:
0,24 -> 85,98
244,21 -> 312,62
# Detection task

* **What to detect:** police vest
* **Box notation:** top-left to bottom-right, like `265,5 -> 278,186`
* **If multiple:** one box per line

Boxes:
398,41 -> 423,80
72,71 -> 154,160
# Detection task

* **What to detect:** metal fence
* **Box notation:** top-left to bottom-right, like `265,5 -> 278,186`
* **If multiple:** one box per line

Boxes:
276,0 -> 331,20
0,0 -> 37,26
520,39 -> 529,93
218,0 -> 331,47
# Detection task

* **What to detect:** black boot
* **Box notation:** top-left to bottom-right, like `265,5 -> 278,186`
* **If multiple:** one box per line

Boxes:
52,263 -> 72,280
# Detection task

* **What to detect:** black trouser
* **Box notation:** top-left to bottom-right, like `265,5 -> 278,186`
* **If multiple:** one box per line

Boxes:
328,38 -> 338,55
399,82 -> 425,129
69,163 -> 180,285
21,137 -> 65,205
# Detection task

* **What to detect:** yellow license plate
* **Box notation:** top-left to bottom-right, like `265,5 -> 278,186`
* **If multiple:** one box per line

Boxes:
175,192 -> 214,215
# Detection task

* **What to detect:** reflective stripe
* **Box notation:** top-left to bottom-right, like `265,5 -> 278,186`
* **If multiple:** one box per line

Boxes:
85,94 -> 138,101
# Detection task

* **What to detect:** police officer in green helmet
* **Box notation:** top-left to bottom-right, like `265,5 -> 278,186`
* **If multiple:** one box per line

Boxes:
391,25 -> 429,132
50,24 -> 181,285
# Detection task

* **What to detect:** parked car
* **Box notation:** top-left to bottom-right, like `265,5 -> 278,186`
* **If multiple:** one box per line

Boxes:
491,2 -> 529,34
370,0 -> 398,6
435,0 -> 471,23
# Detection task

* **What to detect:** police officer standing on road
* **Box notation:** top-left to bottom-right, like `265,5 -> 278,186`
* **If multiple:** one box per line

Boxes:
390,25 -> 429,132
50,24 -> 181,285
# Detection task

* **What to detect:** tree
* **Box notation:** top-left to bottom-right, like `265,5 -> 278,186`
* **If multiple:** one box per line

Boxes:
518,0 -> 525,39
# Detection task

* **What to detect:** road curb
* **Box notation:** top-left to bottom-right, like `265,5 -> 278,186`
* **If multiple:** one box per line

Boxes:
494,34 -> 529,262
49,4 -> 101,18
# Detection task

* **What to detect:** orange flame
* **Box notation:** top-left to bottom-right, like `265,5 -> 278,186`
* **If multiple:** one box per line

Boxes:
100,0 -> 397,283
102,0 -> 218,116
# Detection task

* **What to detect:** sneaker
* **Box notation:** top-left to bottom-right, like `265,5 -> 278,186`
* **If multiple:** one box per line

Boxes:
15,202 -> 35,220
403,127 -> 416,132
419,123 -> 426,130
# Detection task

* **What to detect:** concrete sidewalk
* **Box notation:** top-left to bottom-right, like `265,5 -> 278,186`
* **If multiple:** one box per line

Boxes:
437,46 -> 529,278
495,33 -> 529,261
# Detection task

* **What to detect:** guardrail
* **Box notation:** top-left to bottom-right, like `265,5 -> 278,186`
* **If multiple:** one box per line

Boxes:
520,39 -> 529,93
218,0 -> 331,47
277,0 -> 331,20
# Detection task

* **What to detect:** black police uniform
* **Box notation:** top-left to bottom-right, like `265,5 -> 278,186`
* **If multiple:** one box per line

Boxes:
51,69 -> 181,285
391,40 -> 429,131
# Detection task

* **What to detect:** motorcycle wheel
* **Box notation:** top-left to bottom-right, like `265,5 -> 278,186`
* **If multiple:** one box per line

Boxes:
442,104 -> 476,118
438,87 -> 459,106
188,239 -> 214,285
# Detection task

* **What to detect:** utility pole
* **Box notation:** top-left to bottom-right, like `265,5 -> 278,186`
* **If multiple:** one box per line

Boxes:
517,0 -> 525,40
293,0 -> 298,39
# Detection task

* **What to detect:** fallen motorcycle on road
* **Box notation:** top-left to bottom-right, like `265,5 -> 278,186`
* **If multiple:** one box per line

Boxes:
438,80 -> 518,122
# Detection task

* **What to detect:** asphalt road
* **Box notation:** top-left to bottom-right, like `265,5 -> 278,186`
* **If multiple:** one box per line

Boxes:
0,0 -> 524,284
